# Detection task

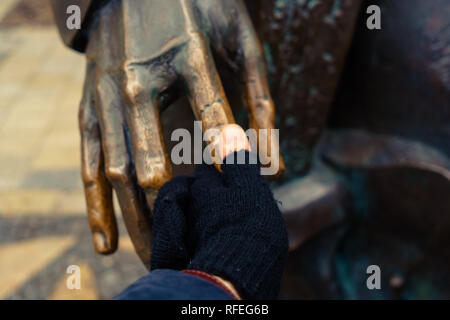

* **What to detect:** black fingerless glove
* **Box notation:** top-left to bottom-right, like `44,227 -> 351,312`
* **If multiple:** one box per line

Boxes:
150,150 -> 289,300
187,151 -> 288,299
150,176 -> 192,271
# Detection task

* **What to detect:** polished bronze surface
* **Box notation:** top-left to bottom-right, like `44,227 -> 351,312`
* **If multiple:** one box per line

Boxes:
58,0 -> 285,268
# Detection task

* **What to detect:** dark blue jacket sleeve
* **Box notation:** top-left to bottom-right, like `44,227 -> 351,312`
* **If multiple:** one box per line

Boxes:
115,269 -> 233,300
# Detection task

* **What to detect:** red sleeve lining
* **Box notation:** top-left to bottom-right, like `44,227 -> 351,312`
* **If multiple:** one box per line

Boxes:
181,269 -> 240,300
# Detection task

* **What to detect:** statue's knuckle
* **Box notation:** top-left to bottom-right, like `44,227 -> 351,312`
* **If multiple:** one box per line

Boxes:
125,80 -> 144,103
254,98 -> 274,114
78,106 -> 98,133
124,66 -> 147,102
81,170 -> 95,185
137,168 -> 170,190
105,162 -> 130,183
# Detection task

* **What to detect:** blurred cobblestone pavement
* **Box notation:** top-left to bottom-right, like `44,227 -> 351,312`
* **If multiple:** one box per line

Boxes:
0,0 -> 147,299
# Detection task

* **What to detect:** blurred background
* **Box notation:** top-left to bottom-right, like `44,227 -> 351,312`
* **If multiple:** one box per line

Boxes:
0,0 -> 146,299
1,0 -> 449,300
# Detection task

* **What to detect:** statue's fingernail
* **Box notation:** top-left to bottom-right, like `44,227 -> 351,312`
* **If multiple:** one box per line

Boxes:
93,232 -> 109,253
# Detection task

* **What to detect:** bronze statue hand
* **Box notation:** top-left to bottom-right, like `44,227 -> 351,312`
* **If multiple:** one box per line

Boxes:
78,0 -> 284,268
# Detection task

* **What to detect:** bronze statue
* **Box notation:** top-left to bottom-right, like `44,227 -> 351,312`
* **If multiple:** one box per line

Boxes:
51,0 -> 450,298
53,0 -> 287,268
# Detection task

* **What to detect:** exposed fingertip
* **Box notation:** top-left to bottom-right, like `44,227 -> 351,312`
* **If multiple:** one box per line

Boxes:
219,124 -> 251,160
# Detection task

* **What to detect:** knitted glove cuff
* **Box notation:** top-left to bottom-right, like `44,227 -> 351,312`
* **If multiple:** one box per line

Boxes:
188,224 -> 288,300
150,176 -> 192,271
